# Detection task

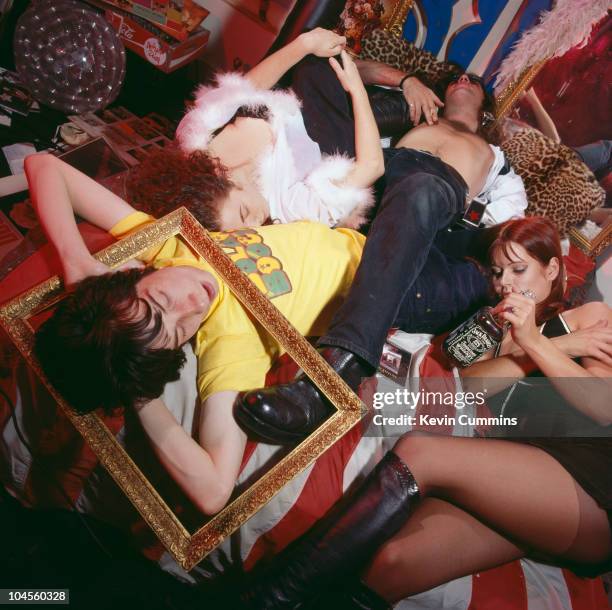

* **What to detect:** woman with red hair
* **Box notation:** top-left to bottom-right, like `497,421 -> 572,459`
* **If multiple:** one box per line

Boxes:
224,216 -> 612,610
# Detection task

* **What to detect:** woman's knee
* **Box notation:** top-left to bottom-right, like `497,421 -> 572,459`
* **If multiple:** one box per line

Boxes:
392,431 -> 440,492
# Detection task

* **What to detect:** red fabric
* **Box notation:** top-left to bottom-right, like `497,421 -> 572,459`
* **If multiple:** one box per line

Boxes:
562,569 -> 611,610
1,223 -> 114,304
521,15 -> 611,147
468,562 -> 527,610
565,246 -> 597,295
243,425 -> 364,571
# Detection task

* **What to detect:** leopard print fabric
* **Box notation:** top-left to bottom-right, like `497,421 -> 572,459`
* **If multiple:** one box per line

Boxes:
360,29 -> 460,85
501,130 -> 605,236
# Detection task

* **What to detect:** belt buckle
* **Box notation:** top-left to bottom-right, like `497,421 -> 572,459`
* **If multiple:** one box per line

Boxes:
461,195 -> 488,228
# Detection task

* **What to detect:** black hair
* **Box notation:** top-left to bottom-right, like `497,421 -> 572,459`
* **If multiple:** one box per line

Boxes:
35,268 -> 186,415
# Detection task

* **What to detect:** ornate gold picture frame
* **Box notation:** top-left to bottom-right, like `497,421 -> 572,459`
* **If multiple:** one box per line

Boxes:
0,208 -> 365,571
569,221 -> 612,259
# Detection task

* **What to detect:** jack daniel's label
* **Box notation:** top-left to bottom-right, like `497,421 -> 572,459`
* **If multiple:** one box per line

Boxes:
443,309 -> 502,367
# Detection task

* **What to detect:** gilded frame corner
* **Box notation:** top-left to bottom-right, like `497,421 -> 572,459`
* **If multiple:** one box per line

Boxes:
568,221 -> 612,259
0,207 -> 366,571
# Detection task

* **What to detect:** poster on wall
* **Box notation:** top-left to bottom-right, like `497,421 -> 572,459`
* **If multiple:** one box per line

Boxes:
401,0 -> 554,88
194,0 -> 298,70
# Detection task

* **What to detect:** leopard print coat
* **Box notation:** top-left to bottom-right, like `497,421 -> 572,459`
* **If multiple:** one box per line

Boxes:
501,130 -> 604,236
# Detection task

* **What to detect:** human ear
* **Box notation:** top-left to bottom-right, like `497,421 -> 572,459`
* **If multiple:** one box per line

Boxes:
546,257 -> 560,281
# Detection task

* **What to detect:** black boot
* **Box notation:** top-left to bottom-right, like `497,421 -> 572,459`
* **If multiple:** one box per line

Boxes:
368,87 -> 412,138
319,580 -> 392,610
239,451 -> 419,609
233,346 -> 373,445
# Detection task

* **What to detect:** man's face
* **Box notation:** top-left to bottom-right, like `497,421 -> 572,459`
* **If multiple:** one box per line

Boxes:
135,266 -> 219,349
445,73 -> 485,111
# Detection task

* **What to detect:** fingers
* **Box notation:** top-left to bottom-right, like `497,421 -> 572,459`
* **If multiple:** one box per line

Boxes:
493,293 -> 532,315
328,57 -> 348,91
407,98 -> 431,125
404,86 -> 442,125
595,346 -> 612,366
329,51 -> 361,92
315,29 -> 346,57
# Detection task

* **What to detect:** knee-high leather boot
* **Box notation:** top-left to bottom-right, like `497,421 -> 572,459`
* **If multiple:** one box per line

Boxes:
240,451 -> 420,609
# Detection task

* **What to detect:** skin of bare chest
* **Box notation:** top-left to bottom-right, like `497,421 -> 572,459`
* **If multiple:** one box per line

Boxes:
396,122 -> 493,197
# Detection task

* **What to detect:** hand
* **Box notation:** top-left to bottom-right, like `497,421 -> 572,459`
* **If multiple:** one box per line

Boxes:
62,256 -> 144,287
329,50 -> 365,96
401,76 -> 444,126
522,87 -> 538,105
62,256 -> 110,287
300,28 -> 346,58
492,293 -> 539,348
554,319 -> 612,365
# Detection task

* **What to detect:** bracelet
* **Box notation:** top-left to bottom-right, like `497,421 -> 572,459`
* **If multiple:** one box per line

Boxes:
398,74 -> 411,89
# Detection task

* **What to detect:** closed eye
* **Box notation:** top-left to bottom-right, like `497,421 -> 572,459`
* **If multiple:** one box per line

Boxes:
240,206 -> 247,224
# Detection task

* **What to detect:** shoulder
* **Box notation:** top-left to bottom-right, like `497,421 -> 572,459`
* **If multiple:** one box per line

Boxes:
564,301 -> 612,330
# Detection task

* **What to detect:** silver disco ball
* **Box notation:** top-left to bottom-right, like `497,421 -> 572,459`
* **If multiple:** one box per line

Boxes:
14,0 -> 126,114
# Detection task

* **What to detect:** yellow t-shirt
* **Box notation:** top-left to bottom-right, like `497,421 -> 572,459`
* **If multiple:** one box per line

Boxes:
110,212 -> 364,401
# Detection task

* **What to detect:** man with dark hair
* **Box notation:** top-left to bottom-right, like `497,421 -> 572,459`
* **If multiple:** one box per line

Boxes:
35,267 -> 186,414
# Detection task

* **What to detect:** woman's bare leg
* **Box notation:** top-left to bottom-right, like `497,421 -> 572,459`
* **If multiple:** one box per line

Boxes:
361,433 -> 611,601
363,497 -> 523,601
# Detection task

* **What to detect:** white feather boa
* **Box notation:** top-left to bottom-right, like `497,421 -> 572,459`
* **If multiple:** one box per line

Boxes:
176,73 -> 303,153
494,0 -> 610,95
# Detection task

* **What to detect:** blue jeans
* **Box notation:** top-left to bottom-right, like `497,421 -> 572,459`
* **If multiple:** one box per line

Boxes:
573,140 -> 611,177
319,149 -> 488,367
292,58 -> 489,368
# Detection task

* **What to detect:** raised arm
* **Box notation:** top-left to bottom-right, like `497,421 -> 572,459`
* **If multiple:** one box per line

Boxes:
25,153 -> 135,284
354,56 -> 443,125
246,28 -> 346,90
522,88 -> 561,143
329,50 -> 384,188
136,392 -> 246,515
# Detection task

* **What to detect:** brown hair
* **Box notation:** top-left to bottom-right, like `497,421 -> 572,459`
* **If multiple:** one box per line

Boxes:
126,147 -> 233,230
34,268 -> 186,415
488,216 -> 565,325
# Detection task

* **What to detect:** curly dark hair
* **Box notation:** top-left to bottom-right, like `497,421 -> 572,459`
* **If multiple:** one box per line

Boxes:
126,147 -> 234,230
34,268 -> 187,415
